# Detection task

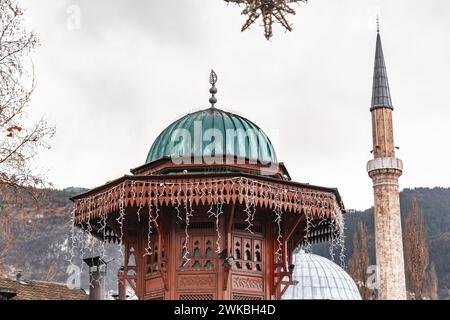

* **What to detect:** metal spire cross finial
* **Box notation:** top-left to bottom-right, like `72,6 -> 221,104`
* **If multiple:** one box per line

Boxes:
209,70 -> 218,108
377,15 -> 380,33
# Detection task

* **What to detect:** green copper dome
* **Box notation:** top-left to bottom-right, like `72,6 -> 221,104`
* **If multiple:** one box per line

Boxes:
146,107 -> 278,165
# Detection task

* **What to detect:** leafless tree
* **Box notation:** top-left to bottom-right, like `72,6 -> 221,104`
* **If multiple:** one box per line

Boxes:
404,197 -> 429,300
43,259 -> 59,282
0,206 -> 13,271
0,0 -> 54,193
423,262 -> 439,300
348,221 -> 373,300
0,0 -> 54,273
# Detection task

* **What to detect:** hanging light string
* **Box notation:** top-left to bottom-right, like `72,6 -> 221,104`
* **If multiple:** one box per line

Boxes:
75,177 -> 342,225
74,177 -> 343,236
207,182 -> 222,253
85,197 -> 97,268
67,205 -> 86,291
172,184 -> 182,221
85,197 -> 98,290
117,182 -> 126,264
144,182 -> 161,257
250,180 -> 257,221
71,176 -> 345,284
77,212 -> 89,278
74,176 -> 343,241
97,200 -> 108,294
132,181 -> 143,223
67,207 -> 77,276
272,187 -> 283,263
153,183 -> 161,228
242,178 -> 254,234
181,183 -> 194,267
210,181 -> 224,254
130,180 -> 137,206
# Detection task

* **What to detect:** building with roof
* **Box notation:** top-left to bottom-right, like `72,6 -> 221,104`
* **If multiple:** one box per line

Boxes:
71,70 -> 346,300
0,273 -> 87,300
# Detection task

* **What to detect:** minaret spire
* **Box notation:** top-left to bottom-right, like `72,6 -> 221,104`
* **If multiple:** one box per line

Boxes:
367,25 -> 407,300
371,19 -> 393,111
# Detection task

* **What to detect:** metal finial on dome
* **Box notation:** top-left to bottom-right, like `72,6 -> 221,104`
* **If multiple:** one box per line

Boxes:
209,69 -> 218,108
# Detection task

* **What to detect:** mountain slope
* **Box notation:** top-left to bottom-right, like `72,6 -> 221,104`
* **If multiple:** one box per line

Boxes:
315,187 -> 450,299
1,186 -> 449,299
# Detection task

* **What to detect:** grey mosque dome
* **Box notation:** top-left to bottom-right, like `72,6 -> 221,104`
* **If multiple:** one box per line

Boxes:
282,251 -> 362,300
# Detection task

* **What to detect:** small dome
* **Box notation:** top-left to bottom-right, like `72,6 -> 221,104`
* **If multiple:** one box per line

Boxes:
282,251 -> 362,300
146,107 -> 278,165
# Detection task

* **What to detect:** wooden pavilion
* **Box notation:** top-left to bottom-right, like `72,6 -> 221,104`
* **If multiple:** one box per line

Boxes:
71,71 -> 345,300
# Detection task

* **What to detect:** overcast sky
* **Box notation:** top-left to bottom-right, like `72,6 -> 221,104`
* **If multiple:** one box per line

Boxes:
20,0 -> 450,210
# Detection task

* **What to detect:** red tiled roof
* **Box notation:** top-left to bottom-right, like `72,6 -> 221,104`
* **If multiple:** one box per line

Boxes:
0,277 -> 88,300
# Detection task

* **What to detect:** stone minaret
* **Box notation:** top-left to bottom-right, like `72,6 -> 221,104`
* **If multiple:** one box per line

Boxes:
367,26 -> 407,300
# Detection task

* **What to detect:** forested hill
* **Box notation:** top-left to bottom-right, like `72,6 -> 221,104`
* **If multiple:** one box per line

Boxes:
0,187 -> 121,293
327,187 -> 450,299
1,186 -> 449,299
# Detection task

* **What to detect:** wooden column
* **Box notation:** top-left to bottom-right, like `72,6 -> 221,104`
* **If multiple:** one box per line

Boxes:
223,204 -> 236,297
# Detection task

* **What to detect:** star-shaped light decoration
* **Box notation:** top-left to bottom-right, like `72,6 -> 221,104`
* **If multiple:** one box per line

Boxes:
224,0 -> 308,40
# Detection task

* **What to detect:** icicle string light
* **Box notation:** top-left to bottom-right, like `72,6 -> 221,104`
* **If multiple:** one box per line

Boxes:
68,207 -> 76,268
153,183 -> 161,228
144,183 -> 154,257
243,178 -> 254,234
250,181 -> 257,222
74,177 -> 342,226
98,202 -> 108,294
77,216 -> 88,277
182,183 -> 194,267
216,182 -> 224,253
73,176 -> 344,250
338,214 -> 346,268
71,176 -> 346,287
135,182 -> 145,222
74,178 -> 343,235
303,208 -> 312,253
272,188 -> 283,263
98,196 -> 107,241
206,182 -> 218,250
131,180 -> 137,203
172,184 -> 182,221
117,183 -> 126,264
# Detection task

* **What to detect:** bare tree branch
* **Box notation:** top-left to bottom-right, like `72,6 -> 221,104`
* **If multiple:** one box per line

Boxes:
0,0 -> 54,272
0,0 -> 54,192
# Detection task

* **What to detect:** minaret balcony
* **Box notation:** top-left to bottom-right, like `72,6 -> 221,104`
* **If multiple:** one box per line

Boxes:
367,157 -> 403,174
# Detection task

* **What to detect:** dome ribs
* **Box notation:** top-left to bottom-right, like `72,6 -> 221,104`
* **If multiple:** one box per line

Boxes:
144,107 -> 278,166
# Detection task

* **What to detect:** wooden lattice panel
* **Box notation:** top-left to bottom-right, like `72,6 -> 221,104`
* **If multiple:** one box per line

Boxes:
144,289 -> 165,300
233,236 -> 263,273
232,294 -> 263,300
178,235 -> 218,272
178,293 -> 215,300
